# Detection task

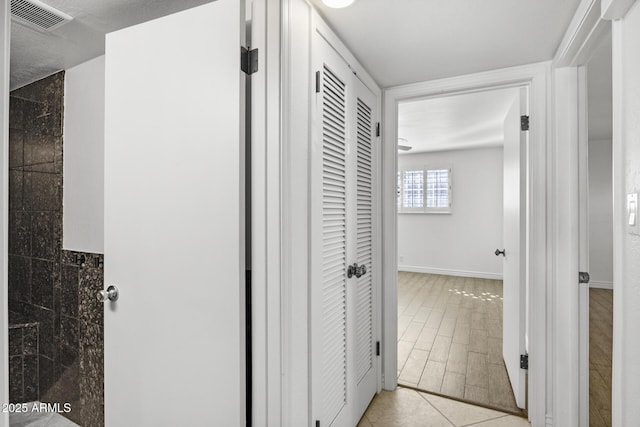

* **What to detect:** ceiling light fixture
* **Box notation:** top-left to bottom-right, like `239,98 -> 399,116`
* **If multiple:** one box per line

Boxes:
397,138 -> 412,152
322,0 -> 357,9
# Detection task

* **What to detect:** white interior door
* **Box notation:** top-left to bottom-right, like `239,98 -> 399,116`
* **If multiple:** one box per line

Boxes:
310,34 -> 378,427
103,2 -> 246,426
502,89 -> 527,409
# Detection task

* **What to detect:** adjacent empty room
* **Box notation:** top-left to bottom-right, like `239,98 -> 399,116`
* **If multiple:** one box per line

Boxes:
395,87 -> 529,415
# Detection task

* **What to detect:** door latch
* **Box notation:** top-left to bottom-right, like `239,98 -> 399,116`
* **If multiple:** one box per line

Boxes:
579,272 -> 590,284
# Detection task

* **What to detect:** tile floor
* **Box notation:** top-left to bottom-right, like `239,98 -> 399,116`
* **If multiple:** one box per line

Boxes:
358,387 -> 530,427
589,288 -> 612,427
397,272 -> 521,413
10,409 -> 79,427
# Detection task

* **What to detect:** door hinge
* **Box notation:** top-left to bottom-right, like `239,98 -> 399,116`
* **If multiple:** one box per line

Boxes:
376,341 -> 380,356
579,271 -> 590,284
315,70 -> 321,93
520,115 -> 530,131
376,122 -> 381,137
520,354 -> 529,370
241,47 -> 258,75
315,421 -> 320,427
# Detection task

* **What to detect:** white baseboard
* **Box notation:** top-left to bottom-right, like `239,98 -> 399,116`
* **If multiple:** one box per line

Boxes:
546,414 -> 553,427
589,281 -> 613,290
398,265 -> 503,280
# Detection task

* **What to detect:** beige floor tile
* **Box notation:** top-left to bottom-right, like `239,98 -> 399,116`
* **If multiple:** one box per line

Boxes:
487,318 -> 502,338
469,328 -> 489,354
429,335 -> 453,363
399,349 -> 429,384
398,314 -> 413,338
446,342 -> 469,375
453,322 -> 471,345
487,337 -> 503,365
488,363 -> 518,410
426,310 -> 446,329
420,392 -> 510,426
465,384 -> 490,405
413,307 -> 432,323
466,352 -> 488,388
418,360 -> 446,393
402,321 -> 426,342
439,316 -> 457,337
356,414 -> 373,427
468,415 -> 531,426
440,371 -> 465,399
363,389 -> 454,427
414,327 -> 438,351
397,340 -> 415,373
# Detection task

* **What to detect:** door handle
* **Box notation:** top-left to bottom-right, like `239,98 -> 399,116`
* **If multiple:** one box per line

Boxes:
495,249 -> 506,257
347,263 -> 367,279
356,264 -> 367,278
347,263 -> 357,279
97,285 -> 119,302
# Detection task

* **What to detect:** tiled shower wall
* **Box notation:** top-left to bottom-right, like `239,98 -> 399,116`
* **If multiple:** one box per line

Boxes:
8,72 -> 104,426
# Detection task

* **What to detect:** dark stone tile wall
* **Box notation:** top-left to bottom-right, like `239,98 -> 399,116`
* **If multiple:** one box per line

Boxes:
8,73 -> 105,427
8,72 -> 64,405
8,314 -> 39,403
58,251 -> 105,427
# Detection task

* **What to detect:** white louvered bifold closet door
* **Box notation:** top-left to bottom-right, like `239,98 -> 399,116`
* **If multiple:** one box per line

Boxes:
321,63 -> 349,425
311,30 -> 378,427
352,80 -> 378,420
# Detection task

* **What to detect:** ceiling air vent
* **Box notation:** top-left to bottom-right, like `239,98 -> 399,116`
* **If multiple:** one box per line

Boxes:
11,0 -> 72,31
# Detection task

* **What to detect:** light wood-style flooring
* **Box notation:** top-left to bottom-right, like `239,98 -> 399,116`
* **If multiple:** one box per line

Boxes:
589,288 -> 613,427
397,272 -> 522,414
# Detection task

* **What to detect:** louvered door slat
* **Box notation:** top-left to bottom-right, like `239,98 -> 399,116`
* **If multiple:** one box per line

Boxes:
321,65 -> 348,425
355,97 -> 374,384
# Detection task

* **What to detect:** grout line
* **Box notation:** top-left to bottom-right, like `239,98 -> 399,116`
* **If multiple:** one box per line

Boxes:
415,390 -> 456,426
460,414 -> 510,427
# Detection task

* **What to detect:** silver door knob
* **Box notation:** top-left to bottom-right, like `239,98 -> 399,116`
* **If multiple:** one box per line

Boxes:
97,285 -> 119,302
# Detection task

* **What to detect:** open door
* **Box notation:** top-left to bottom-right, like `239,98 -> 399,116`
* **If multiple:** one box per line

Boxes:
501,88 -> 527,409
103,2 -> 246,425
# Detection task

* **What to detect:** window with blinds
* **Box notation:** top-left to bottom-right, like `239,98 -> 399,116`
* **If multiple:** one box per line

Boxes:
398,167 -> 452,213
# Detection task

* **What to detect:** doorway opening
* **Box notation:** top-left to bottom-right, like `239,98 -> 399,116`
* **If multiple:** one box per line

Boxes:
581,27 -> 614,427
394,86 -> 529,416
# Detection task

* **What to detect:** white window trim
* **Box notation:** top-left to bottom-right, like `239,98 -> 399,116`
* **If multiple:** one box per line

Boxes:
398,166 -> 452,214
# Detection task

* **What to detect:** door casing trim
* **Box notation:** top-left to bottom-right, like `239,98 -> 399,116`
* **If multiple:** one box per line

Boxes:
381,61 -> 551,427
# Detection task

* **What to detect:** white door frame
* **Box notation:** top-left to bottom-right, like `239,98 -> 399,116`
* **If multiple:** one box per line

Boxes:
0,1 -> 9,426
382,62 -> 550,426
247,0 -> 284,425
552,0 -> 622,425
553,1 -> 636,427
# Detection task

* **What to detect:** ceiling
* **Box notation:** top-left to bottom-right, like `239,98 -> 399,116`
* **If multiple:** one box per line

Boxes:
312,0 -> 581,87
9,0 -> 582,90
10,0 -> 212,89
398,88 -> 519,154
587,28 -> 613,141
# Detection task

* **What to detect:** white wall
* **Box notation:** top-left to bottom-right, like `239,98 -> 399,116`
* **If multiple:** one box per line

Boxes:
397,146 -> 504,279
63,55 -> 105,253
588,139 -> 613,286
613,1 -> 640,424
